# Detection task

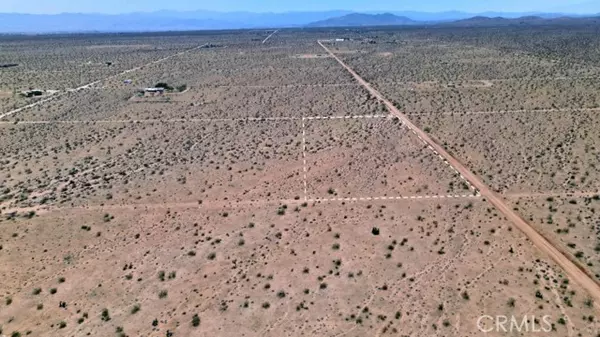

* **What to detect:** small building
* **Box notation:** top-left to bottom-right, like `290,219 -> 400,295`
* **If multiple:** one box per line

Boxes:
20,90 -> 44,98
144,87 -> 165,94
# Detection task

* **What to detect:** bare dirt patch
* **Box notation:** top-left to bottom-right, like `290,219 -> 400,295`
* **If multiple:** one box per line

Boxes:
411,110 -> 600,195
508,195 -> 600,281
304,118 -> 469,199
1,200 -> 596,336
0,120 -> 303,209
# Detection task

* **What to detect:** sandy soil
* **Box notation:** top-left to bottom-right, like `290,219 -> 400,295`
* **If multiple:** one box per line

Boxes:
319,39 -> 600,310
2,28 -> 600,337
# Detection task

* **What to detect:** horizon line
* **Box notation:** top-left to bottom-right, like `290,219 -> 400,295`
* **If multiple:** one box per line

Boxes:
1,9 -> 599,16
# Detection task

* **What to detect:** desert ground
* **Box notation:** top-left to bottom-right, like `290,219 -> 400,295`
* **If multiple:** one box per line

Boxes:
2,27 -> 600,337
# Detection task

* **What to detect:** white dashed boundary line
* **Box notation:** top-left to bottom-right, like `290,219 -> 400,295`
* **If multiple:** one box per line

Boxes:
0,117 -> 297,124
301,116 -> 308,201
0,43 -> 209,120
197,83 -> 361,89
310,194 -> 480,202
407,107 -> 600,116
0,115 -> 389,125
304,114 -> 388,120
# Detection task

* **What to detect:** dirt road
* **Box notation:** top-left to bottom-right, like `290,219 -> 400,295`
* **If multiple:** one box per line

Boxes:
318,40 -> 600,308
262,30 -> 279,44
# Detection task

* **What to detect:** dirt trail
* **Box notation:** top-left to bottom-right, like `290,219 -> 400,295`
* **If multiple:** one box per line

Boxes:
318,40 -> 600,309
1,198 -> 300,216
262,30 -> 279,44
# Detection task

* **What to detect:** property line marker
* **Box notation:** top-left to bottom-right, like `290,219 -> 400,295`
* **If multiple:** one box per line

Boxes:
301,117 -> 308,201
310,194 -> 481,202
0,115 -> 390,125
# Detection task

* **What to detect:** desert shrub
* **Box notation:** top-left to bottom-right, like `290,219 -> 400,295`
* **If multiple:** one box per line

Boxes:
192,314 -> 200,327
461,291 -> 469,300
155,82 -> 173,90
101,308 -> 111,321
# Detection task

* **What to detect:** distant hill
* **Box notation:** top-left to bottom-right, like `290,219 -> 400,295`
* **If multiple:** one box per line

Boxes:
446,15 -> 600,26
307,13 -> 417,27
449,15 -> 545,26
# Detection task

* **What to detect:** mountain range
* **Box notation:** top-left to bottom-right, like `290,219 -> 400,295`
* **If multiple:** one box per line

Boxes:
0,10 -> 599,33
307,13 -> 417,27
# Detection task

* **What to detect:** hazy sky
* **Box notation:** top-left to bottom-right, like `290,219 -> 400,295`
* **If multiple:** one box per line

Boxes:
1,0 -> 597,14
